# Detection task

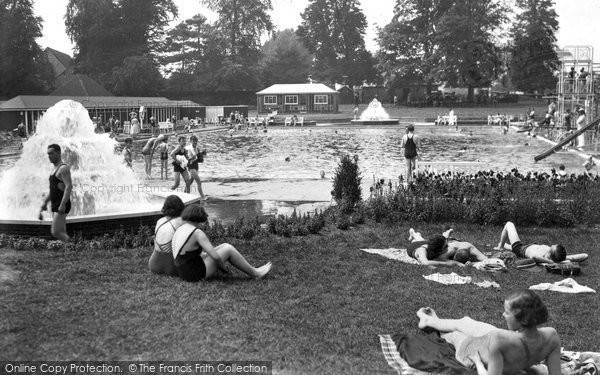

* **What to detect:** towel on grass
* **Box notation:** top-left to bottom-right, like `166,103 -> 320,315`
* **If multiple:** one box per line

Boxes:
360,248 -> 420,265
423,272 -> 500,289
529,278 -> 596,294
380,334 -> 600,375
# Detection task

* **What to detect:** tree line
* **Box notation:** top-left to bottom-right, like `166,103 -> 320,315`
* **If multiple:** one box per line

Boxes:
0,0 -> 559,100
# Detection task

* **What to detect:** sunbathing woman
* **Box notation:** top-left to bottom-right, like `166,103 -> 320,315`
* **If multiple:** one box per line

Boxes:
417,289 -> 561,375
171,204 -> 272,282
148,195 -> 185,276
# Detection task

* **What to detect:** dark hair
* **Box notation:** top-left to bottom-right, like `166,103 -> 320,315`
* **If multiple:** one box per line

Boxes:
178,136 -> 186,142
181,204 -> 208,223
124,138 -> 133,144
161,195 -> 185,217
407,124 -> 415,132
190,135 -> 198,142
506,290 -> 548,327
48,144 -> 61,153
426,235 -> 447,259
550,244 -> 567,263
453,248 -> 471,264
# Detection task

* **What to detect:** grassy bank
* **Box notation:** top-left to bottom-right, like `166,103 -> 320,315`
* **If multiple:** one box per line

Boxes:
1,221 -> 599,373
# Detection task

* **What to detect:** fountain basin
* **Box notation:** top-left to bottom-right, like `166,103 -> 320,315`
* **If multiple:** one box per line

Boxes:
0,191 -> 201,239
350,119 -> 400,125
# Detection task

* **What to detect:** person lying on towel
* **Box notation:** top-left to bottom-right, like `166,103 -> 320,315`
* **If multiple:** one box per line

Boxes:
494,221 -> 588,264
416,289 -> 561,375
407,228 -> 488,267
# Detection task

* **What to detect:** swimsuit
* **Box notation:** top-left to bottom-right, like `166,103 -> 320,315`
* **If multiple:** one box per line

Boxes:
456,332 -> 532,368
173,227 -> 206,282
511,241 -> 533,258
149,218 -> 179,276
188,146 -> 202,170
49,164 -> 71,214
407,241 -> 428,259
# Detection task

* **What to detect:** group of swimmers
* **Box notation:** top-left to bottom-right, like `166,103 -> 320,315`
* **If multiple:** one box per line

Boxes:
120,134 -> 208,199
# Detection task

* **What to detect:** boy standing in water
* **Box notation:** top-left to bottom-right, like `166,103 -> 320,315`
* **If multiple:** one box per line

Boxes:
400,124 -> 421,184
157,135 -> 170,180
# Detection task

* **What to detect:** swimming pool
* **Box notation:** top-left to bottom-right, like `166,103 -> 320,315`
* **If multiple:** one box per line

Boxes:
145,126 -> 587,183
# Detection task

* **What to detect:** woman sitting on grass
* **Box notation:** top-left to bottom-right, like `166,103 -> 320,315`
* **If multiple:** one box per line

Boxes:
417,290 -> 561,375
171,204 -> 272,282
149,195 -> 185,276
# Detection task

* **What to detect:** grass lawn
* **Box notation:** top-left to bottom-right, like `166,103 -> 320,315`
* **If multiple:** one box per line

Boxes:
1,221 -> 599,374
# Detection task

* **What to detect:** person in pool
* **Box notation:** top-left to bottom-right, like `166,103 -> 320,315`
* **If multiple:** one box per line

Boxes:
171,204 -> 272,282
416,289 -> 561,375
494,221 -> 566,264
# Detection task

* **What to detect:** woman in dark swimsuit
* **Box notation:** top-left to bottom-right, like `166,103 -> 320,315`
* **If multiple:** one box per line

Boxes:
171,205 -> 272,282
170,136 -> 191,193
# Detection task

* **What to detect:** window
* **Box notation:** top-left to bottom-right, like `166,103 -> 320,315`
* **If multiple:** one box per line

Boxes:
264,96 -> 277,105
314,95 -> 328,104
285,95 -> 298,105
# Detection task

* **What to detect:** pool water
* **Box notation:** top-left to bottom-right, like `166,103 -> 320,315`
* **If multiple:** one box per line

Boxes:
140,126 -> 587,183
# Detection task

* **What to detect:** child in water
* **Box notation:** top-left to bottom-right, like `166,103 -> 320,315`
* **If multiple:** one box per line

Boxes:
157,136 -> 170,180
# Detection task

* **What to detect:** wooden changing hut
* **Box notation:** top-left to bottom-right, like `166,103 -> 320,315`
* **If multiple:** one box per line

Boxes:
256,83 -> 339,114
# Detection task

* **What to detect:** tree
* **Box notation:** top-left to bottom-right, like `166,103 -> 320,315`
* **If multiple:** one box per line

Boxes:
508,0 -> 559,93
297,0 -> 378,86
202,0 -> 273,63
259,29 -> 313,86
111,56 -> 164,96
431,0 -> 507,101
0,0 -> 54,98
377,0 -> 452,93
66,0 -> 177,88
161,14 -> 211,76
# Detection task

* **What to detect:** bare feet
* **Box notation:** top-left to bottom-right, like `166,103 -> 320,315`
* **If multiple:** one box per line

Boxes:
416,307 -> 439,329
253,262 -> 272,279
408,228 -> 416,242
443,228 -> 454,238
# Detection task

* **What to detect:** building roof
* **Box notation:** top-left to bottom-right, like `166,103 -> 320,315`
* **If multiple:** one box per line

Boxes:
256,83 -> 338,95
50,74 -> 113,97
0,96 -> 202,111
45,47 -> 73,69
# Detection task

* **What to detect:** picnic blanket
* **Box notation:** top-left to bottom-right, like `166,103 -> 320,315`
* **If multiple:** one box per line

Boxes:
529,278 -> 596,294
380,334 -> 600,375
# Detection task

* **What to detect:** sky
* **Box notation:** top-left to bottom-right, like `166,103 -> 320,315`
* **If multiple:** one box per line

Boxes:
34,0 -> 600,61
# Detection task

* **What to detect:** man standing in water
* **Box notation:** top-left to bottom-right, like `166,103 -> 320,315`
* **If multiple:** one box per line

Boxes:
40,144 -> 72,242
400,124 -> 421,184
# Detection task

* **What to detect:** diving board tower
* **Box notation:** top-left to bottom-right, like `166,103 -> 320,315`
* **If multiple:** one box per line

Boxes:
556,46 -> 598,148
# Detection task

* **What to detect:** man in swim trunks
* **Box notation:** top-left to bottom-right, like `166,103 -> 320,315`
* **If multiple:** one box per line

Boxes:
141,134 -> 165,179
40,144 -> 72,243
495,221 -> 566,264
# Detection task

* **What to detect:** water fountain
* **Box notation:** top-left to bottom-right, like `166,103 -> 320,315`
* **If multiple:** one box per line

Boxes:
350,98 -> 399,125
0,100 -> 199,238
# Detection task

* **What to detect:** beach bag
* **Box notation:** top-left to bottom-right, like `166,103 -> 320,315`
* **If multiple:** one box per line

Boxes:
545,262 -> 581,276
